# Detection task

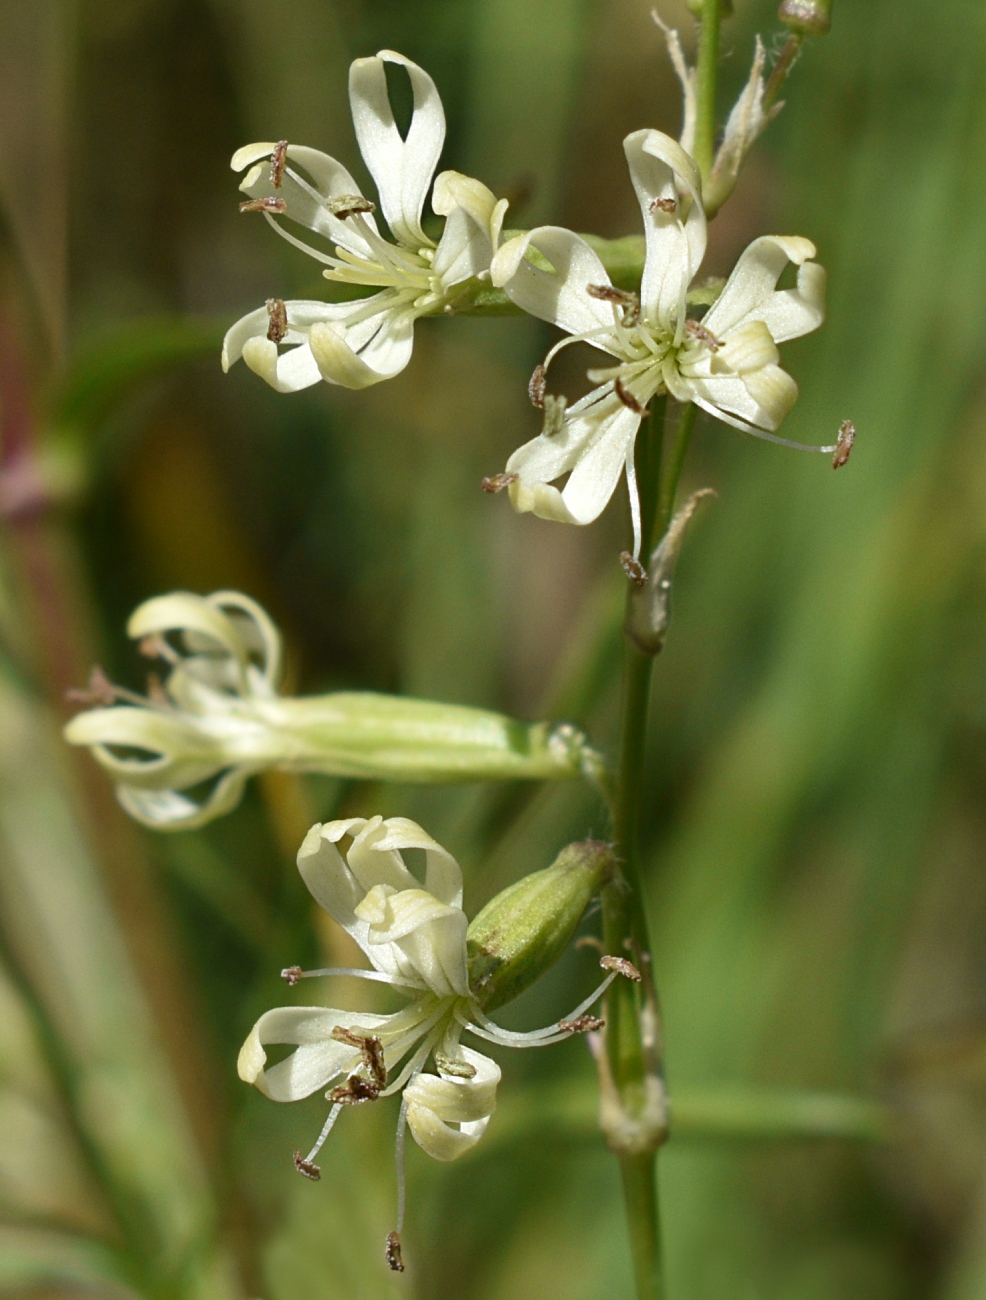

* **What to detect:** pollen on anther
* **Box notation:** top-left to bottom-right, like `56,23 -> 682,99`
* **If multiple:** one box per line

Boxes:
481,472 -> 518,494
528,363 -> 547,408
327,194 -> 377,220
559,1014 -> 605,1034
281,965 -> 303,986
266,298 -> 288,344
620,551 -> 648,587
601,955 -> 642,982
685,319 -> 721,351
615,378 -> 646,415
270,140 -> 288,188
326,1075 -> 380,1105
239,196 -> 288,215
66,665 -> 118,708
386,1231 -> 405,1273
832,420 -> 856,469
649,196 -> 677,214
293,1150 -> 321,1181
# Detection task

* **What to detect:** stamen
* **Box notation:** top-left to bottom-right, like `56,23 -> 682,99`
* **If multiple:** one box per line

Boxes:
239,196 -> 288,215
281,965 -> 302,985
615,377 -> 646,415
386,1231 -> 405,1273
278,966 -> 425,991
145,673 -> 170,708
625,440 -> 643,564
481,472 -> 518,494
832,419 -> 855,469
66,666 -> 118,708
270,140 -> 288,188
293,1151 -> 322,1181
600,955 -> 641,982
327,194 -> 378,220
462,971 -> 619,1047
587,283 -> 641,328
528,363 -> 547,408
650,196 -> 677,214
690,395 -> 842,454
685,319 -> 721,351
138,634 -> 180,664
558,1014 -> 605,1034
332,1026 -> 387,1089
326,1075 -> 380,1104
620,552 -> 648,586
266,298 -> 288,344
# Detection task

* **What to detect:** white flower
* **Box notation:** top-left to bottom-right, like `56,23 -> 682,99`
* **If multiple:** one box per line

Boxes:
222,50 -> 507,392
489,130 -> 828,558
64,591 -> 598,831
239,815 -> 621,1268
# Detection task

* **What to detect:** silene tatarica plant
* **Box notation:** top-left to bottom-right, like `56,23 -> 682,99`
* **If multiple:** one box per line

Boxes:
67,2 -> 857,1294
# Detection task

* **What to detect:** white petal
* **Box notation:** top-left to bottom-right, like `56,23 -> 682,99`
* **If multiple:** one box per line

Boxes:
624,129 -> 706,326
505,396 -> 639,527
116,772 -> 249,831
370,815 -> 463,906
242,338 -> 323,393
223,299 -> 364,392
404,1048 -> 500,1161
711,319 -> 779,375
431,170 -> 497,229
309,307 -> 416,389
237,1006 -> 392,1101
128,591 -> 251,671
356,886 -> 469,998
491,227 -> 619,340
688,363 -> 798,432
349,50 -> 444,249
703,236 -> 824,343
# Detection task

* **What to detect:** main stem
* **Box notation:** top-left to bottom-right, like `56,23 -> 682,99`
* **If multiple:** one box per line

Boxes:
692,0 -> 722,181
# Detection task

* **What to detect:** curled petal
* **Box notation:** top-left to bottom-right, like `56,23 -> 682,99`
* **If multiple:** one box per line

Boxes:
688,365 -> 799,433
240,338 -> 323,394
432,206 -> 494,289
117,770 -> 248,832
62,706 -> 224,788
711,320 -> 780,375
624,129 -> 706,328
491,227 -> 619,341
505,398 -> 641,528
404,1048 -> 500,1161
369,815 -> 463,907
349,50 -> 444,249
357,886 -> 469,998
431,170 -> 497,231
703,235 -> 824,343
238,1006 -> 393,1101
223,299 -> 382,393
309,309 -> 416,389
128,590 -> 281,691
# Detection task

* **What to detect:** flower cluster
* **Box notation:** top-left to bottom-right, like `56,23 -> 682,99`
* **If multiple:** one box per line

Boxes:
240,817 -> 624,1269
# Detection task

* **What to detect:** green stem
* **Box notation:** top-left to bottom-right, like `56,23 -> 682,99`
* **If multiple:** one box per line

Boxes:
622,1152 -> 664,1300
692,0 -> 723,180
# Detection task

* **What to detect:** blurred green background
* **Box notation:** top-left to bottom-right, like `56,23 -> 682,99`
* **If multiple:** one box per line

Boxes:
1,0 -> 986,1296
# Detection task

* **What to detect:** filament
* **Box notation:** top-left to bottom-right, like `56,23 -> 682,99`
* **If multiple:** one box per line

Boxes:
304,1102 -> 343,1164
394,1097 -> 409,1233
461,971 -> 617,1047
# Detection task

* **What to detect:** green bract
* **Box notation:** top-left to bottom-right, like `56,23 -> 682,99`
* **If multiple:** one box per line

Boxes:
467,840 -> 617,1010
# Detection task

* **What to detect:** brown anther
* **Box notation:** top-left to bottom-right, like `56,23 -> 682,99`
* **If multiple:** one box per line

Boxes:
481,472 -> 519,494
326,1075 -> 380,1104
600,955 -> 642,982
239,196 -> 288,215
649,196 -> 677,214
575,935 -> 605,953
138,635 -> 170,661
620,551 -> 648,587
559,1014 -> 605,1034
386,1231 -> 405,1273
270,140 -> 288,188
281,965 -> 303,986
685,319 -> 721,351
587,283 -> 641,326
832,420 -> 855,469
331,1026 -> 387,1088
326,194 -> 377,220
66,665 -> 118,708
293,1151 -> 321,1181
528,363 -> 547,408
266,298 -> 288,344
614,377 -> 646,415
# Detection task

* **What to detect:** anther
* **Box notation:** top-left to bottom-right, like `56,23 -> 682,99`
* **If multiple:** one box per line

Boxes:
270,140 -> 288,188
66,666 -> 118,708
145,673 -> 170,708
239,196 -> 288,214
293,1151 -> 321,1181
281,965 -> 303,986
649,196 -> 677,214
832,420 -> 855,469
266,298 -> 288,344
386,1231 -> 405,1273
620,551 -> 648,587
587,283 -> 641,327
559,1014 -> 605,1034
138,634 -> 178,663
615,377 -> 646,415
600,955 -> 642,982
331,1026 -> 387,1088
481,472 -> 519,494
528,363 -> 547,408
685,319 -> 721,351
326,194 -> 377,220
326,1075 -> 380,1105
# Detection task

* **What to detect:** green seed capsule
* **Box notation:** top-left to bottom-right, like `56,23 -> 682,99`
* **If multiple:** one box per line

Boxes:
466,840 -> 617,1011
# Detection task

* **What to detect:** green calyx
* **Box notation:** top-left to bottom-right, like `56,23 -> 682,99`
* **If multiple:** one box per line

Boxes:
466,840 -> 617,1011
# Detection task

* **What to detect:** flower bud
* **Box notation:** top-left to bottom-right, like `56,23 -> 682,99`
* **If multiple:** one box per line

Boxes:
778,0 -> 831,36
466,840 -> 616,1010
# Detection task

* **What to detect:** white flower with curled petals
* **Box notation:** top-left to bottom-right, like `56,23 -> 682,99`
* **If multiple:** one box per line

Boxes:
222,50 -> 507,392
239,817 -> 623,1269
489,129 -> 828,558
